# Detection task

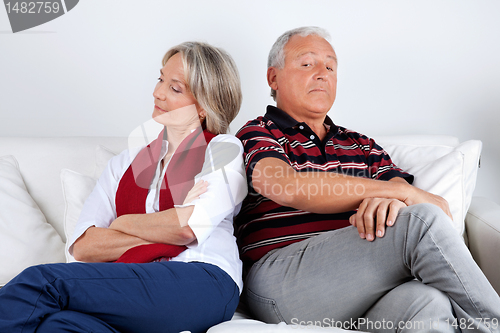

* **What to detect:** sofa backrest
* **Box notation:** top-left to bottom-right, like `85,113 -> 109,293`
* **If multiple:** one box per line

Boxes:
0,134 -> 481,243
372,134 -> 481,235
0,137 -> 128,242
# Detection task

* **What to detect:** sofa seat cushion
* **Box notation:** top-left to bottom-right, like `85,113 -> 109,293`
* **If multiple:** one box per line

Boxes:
0,155 -> 65,286
207,318 -> 359,332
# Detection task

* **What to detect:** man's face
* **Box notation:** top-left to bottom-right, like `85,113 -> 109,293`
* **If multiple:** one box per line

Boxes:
268,34 -> 338,122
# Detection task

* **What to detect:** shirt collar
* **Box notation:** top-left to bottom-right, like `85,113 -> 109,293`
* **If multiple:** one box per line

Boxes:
265,105 -> 338,134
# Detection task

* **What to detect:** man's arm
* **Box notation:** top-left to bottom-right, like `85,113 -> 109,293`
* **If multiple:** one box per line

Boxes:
252,157 -> 451,230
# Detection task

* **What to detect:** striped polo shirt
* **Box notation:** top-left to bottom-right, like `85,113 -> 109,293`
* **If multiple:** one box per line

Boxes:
235,105 -> 413,270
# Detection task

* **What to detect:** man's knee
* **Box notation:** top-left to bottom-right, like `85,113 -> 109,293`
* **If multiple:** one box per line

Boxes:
397,203 -> 452,231
409,282 -> 452,311
362,282 -> 454,332
402,203 -> 446,218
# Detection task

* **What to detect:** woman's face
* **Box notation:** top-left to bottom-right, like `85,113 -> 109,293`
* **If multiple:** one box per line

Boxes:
152,53 -> 205,127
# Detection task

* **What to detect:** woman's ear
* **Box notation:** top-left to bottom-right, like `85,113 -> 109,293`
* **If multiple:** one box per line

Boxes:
199,110 -> 207,120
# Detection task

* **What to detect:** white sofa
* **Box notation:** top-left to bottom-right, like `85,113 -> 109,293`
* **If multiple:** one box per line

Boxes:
0,134 -> 499,333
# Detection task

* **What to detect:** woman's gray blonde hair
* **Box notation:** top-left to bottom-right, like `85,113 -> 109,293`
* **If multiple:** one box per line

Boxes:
163,42 -> 242,134
268,26 -> 333,100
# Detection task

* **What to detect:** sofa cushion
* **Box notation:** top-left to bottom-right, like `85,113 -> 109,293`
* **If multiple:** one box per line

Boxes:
0,137 -> 129,243
374,137 -> 481,235
61,169 -> 97,262
61,145 -> 118,262
405,151 -> 464,229
207,319 -> 359,332
94,145 -> 119,179
0,155 -> 65,286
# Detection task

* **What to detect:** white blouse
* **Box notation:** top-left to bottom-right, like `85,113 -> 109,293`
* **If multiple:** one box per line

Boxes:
68,134 -> 247,292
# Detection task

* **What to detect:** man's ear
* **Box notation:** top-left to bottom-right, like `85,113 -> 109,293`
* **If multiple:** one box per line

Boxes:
267,67 -> 278,91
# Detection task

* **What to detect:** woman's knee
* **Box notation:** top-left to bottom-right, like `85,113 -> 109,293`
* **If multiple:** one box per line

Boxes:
12,264 -> 51,285
37,311 -> 120,333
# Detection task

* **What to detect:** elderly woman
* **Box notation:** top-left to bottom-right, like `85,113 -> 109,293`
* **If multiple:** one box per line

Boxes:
0,42 -> 246,333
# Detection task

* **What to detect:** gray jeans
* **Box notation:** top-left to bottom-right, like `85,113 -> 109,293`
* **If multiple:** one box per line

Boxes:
244,204 -> 500,332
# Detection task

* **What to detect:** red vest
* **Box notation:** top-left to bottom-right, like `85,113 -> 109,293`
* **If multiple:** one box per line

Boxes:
114,127 -> 216,263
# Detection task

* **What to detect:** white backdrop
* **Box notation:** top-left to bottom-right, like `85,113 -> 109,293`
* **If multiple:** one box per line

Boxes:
1,0 -> 499,203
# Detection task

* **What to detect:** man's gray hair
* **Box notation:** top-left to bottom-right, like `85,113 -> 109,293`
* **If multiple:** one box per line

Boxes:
268,26 -> 333,100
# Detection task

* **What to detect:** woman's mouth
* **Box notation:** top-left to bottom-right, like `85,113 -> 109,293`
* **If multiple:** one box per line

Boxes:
155,105 -> 166,113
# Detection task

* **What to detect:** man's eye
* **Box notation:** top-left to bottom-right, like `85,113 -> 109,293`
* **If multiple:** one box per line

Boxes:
157,77 -> 163,82
302,64 -> 311,67
327,66 -> 333,71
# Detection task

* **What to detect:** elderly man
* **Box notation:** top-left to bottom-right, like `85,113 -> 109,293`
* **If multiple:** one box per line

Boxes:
235,27 -> 500,332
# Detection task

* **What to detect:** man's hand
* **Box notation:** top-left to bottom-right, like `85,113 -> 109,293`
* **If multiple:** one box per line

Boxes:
349,198 -> 407,241
403,185 -> 453,220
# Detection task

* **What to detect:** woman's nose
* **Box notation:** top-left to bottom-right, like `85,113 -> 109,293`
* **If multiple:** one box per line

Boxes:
153,84 -> 165,100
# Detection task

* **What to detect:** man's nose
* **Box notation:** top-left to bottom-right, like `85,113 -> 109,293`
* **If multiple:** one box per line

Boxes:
314,66 -> 329,80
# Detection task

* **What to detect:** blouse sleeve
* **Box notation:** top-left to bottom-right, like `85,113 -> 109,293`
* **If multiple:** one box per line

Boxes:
183,134 -> 248,247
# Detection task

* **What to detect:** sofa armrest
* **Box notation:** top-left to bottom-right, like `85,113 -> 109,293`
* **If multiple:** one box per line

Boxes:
465,196 -> 500,295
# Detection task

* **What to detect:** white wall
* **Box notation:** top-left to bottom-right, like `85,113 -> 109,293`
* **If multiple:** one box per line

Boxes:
1,0 -> 499,203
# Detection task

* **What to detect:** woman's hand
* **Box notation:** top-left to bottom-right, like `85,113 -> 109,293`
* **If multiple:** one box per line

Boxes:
183,180 -> 208,205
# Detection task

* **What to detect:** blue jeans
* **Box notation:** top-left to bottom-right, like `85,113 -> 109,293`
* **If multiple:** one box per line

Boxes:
244,204 -> 500,332
0,261 -> 239,333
